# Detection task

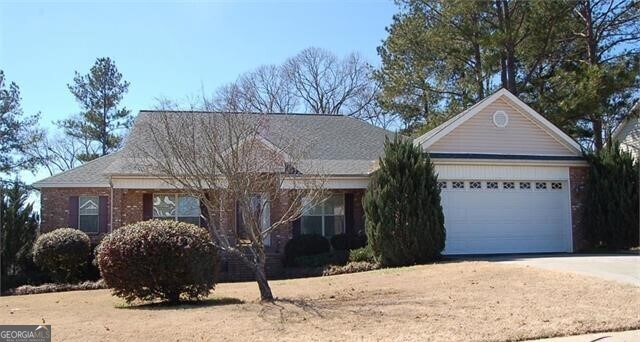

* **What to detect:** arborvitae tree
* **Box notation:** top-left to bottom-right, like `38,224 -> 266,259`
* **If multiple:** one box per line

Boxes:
364,136 -> 445,266
584,144 -> 639,250
58,57 -> 131,161
0,181 -> 39,289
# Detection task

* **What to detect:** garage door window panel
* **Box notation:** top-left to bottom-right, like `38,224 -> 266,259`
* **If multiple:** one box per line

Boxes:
535,182 -> 547,190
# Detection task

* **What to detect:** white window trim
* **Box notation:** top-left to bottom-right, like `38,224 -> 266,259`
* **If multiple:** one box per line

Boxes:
236,193 -> 271,246
152,193 -> 201,224
301,194 -> 346,237
79,195 -> 100,234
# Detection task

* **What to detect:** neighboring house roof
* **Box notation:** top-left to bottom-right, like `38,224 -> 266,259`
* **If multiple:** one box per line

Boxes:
612,102 -> 639,140
33,112 -> 397,188
414,88 -> 583,158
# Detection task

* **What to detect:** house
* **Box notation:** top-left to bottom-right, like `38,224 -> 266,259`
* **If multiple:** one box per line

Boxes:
611,102 -> 639,159
33,89 -> 589,278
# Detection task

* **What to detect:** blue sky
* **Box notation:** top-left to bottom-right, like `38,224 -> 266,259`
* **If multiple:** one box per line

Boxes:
1,0 -> 397,185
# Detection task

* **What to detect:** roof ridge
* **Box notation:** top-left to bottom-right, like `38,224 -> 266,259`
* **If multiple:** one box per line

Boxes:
138,110 -> 345,117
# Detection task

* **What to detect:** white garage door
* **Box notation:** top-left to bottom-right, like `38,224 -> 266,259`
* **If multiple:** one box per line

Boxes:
439,178 -> 572,255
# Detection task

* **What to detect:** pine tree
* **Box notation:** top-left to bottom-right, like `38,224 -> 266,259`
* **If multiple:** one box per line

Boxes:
364,136 -> 445,266
0,70 -> 41,174
58,57 -> 131,161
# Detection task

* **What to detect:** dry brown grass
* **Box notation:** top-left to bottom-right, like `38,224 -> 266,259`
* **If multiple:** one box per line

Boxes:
1,261 -> 639,342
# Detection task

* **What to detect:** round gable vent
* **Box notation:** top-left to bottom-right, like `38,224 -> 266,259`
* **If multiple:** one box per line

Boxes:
493,110 -> 509,128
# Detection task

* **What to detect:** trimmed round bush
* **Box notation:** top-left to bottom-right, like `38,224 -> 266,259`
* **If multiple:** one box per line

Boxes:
330,234 -> 350,251
330,234 -> 367,251
32,228 -> 92,283
283,234 -> 330,267
96,220 -> 218,304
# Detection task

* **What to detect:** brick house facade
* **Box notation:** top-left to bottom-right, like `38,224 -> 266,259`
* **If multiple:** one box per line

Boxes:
34,92 -> 592,280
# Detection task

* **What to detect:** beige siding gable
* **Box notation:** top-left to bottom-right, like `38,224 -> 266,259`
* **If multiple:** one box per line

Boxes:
428,97 -> 577,156
616,118 -> 640,159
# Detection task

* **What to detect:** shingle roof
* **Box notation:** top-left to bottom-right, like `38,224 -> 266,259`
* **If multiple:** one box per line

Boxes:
32,152 -> 120,188
33,111 -> 397,188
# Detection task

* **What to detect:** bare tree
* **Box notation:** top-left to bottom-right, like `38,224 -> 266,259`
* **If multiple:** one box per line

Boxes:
284,47 -> 376,117
25,128 -> 99,176
129,100 -> 327,301
212,65 -> 298,113
208,47 -> 399,128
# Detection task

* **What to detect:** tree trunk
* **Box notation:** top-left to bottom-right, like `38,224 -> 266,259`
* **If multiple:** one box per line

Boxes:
471,12 -> 485,100
254,263 -> 274,301
582,0 -> 603,151
592,116 -> 604,151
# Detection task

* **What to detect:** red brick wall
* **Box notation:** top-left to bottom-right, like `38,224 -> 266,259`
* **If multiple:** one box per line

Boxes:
569,166 -> 589,252
39,187 -> 366,279
40,188 -> 365,239
40,187 -> 111,242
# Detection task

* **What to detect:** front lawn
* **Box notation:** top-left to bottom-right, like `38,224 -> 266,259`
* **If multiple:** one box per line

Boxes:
2,261 -> 639,341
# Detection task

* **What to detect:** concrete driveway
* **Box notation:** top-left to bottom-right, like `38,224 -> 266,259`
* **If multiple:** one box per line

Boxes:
478,254 -> 640,286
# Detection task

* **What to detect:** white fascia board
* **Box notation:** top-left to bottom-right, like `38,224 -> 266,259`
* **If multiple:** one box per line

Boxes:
431,158 -> 588,167
111,176 -> 369,190
33,183 -> 110,189
281,177 -> 370,189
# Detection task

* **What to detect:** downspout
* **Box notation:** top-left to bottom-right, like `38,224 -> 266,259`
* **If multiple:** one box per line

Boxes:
109,179 -> 114,233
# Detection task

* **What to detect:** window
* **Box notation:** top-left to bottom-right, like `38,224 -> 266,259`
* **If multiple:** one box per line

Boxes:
470,181 -> 482,189
486,181 -> 498,189
236,194 -> 271,246
503,182 -> 515,189
551,182 -> 563,190
79,196 -> 99,233
301,194 -> 345,237
535,182 -> 547,190
153,194 -> 201,225
438,181 -> 447,190
519,182 -> 531,190
452,181 -> 465,189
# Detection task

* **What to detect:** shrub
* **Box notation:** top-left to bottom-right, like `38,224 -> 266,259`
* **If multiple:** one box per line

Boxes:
96,220 -> 218,304
6,280 -> 106,296
32,228 -> 92,282
283,234 -> 330,267
322,261 -> 380,276
294,251 -> 348,268
349,245 -> 375,263
364,136 -> 446,267
584,144 -> 639,250
330,234 -> 368,251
